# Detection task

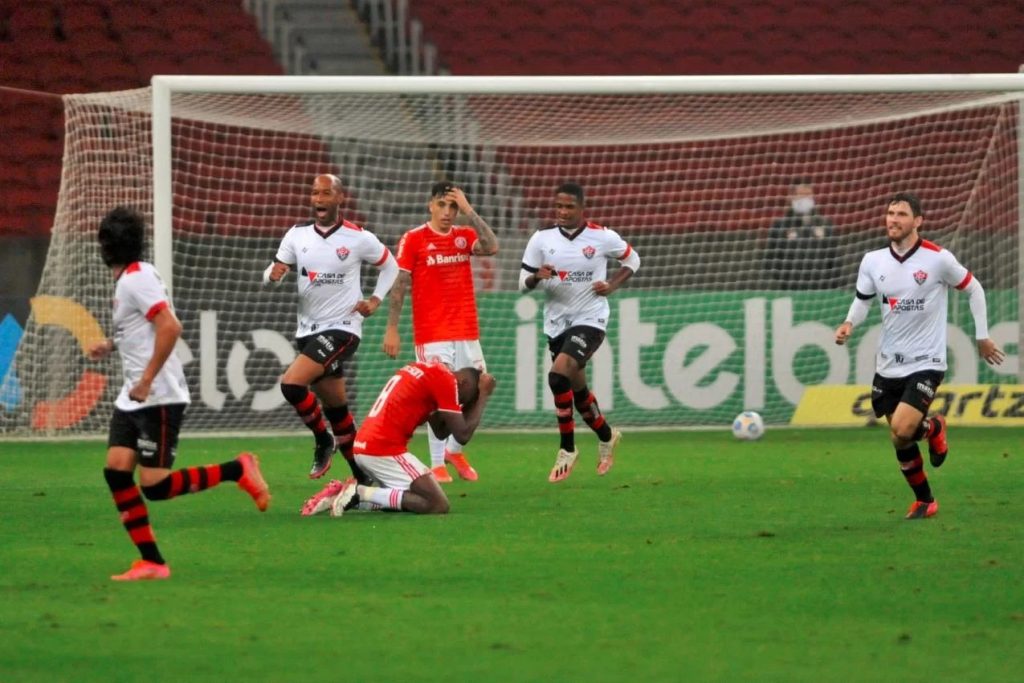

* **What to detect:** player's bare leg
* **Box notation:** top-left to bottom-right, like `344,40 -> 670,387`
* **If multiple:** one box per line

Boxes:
335,473 -> 450,515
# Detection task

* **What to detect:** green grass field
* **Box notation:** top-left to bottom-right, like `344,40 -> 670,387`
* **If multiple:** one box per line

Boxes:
1,427 -> 1022,682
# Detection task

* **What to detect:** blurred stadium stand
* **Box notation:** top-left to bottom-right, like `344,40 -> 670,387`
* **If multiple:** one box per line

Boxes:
1,0 -> 1022,297
409,0 -> 1024,76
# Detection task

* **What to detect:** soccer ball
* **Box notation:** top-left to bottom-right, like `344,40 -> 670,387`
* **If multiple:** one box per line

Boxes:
732,411 -> 765,441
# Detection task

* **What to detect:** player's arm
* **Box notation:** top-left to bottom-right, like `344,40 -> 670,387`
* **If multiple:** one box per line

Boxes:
382,269 -> 411,358
959,276 -> 1006,365
263,230 -> 296,286
593,244 -> 640,296
520,263 -> 555,291
129,307 -> 182,402
354,249 -> 399,317
262,259 -> 292,284
448,187 -> 498,255
435,373 -> 496,444
836,255 -> 875,345
88,337 -> 115,360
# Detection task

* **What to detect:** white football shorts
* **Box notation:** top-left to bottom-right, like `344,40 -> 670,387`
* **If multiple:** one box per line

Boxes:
355,452 -> 431,490
414,339 -> 486,372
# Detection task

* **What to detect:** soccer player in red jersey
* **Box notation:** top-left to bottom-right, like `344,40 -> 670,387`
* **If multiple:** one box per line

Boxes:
301,361 -> 495,517
382,181 -> 498,483
89,207 -> 270,581
835,193 -> 1004,519
520,183 -> 639,483
264,174 -> 398,481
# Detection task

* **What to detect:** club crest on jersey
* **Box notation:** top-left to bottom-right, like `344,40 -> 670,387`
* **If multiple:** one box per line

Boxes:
336,246 -> 350,261
454,236 -> 468,249
913,269 -> 928,285
582,245 -> 596,259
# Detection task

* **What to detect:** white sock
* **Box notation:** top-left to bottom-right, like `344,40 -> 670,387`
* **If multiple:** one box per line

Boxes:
426,422 -> 446,467
355,501 -> 382,511
446,437 -> 463,456
357,485 -> 404,510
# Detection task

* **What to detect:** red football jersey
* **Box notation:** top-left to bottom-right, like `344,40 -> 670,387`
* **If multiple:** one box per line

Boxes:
354,361 -> 463,456
395,223 -> 479,344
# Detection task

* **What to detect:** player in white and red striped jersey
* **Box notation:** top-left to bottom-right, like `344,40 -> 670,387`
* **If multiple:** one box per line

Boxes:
300,361 -> 496,517
382,181 -> 499,483
89,207 -> 269,581
263,174 -> 398,482
835,192 -> 1004,520
520,182 -> 640,484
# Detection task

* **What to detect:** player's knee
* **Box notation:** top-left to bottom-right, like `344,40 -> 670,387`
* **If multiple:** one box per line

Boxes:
890,424 -> 916,445
280,382 -> 307,405
431,497 -> 450,515
548,371 -> 571,395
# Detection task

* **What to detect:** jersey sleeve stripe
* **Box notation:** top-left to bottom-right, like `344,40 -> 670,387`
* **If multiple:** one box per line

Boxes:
521,263 -> 539,273
955,272 -> 973,290
619,244 -> 633,259
145,301 -> 169,320
855,290 -> 876,300
374,246 -> 390,266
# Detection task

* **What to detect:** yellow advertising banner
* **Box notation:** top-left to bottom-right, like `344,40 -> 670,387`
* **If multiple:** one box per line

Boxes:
791,385 -> 1024,426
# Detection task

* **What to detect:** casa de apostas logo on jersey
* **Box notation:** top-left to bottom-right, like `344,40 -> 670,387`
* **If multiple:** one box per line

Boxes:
336,246 -> 350,261
582,246 -> 596,259
913,269 -> 928,285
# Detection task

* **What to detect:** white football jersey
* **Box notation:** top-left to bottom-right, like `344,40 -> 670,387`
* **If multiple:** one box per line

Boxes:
275,219 -> 391,338
855,238 -> 972,377
111,262 -> 190,411
521,222 -> 634,338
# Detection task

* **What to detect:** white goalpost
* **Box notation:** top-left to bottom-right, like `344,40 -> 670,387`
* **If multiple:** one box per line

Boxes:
8,74 -> 1023,436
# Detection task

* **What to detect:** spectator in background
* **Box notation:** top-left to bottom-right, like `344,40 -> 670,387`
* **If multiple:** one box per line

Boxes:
764,179 -> 838,289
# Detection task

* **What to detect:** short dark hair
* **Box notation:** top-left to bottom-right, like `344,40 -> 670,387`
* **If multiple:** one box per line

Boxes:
98,206 -> 146,267
430,180 -> 456,199
889,192 -> 923,217
556,182 -> 585,204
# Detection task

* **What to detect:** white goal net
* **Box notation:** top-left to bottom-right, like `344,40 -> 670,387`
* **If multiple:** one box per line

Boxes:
7,75 -> 1023,436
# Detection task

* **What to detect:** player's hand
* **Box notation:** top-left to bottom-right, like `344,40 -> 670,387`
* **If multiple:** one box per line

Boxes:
269,262 -> 290,282
977,338 -> 1005,365
353,297 -> 380,318
478,372 -> 497,396
535,263 -> 555,280
87,338 -> 114,360
447,187 -> 472,215
592,280 -> 612,296
834,322 -> 853,345
382,325 -> 400,358
128,378 -> 152,403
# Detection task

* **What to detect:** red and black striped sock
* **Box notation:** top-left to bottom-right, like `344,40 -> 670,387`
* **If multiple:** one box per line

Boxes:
324,404 -> 356,462
103,468 -> 164,565
281,383 -> 330,438
896,444 -> 933,502
573,388 -> 613,442
548,372 -> 575,451
141,461 -> 242,501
